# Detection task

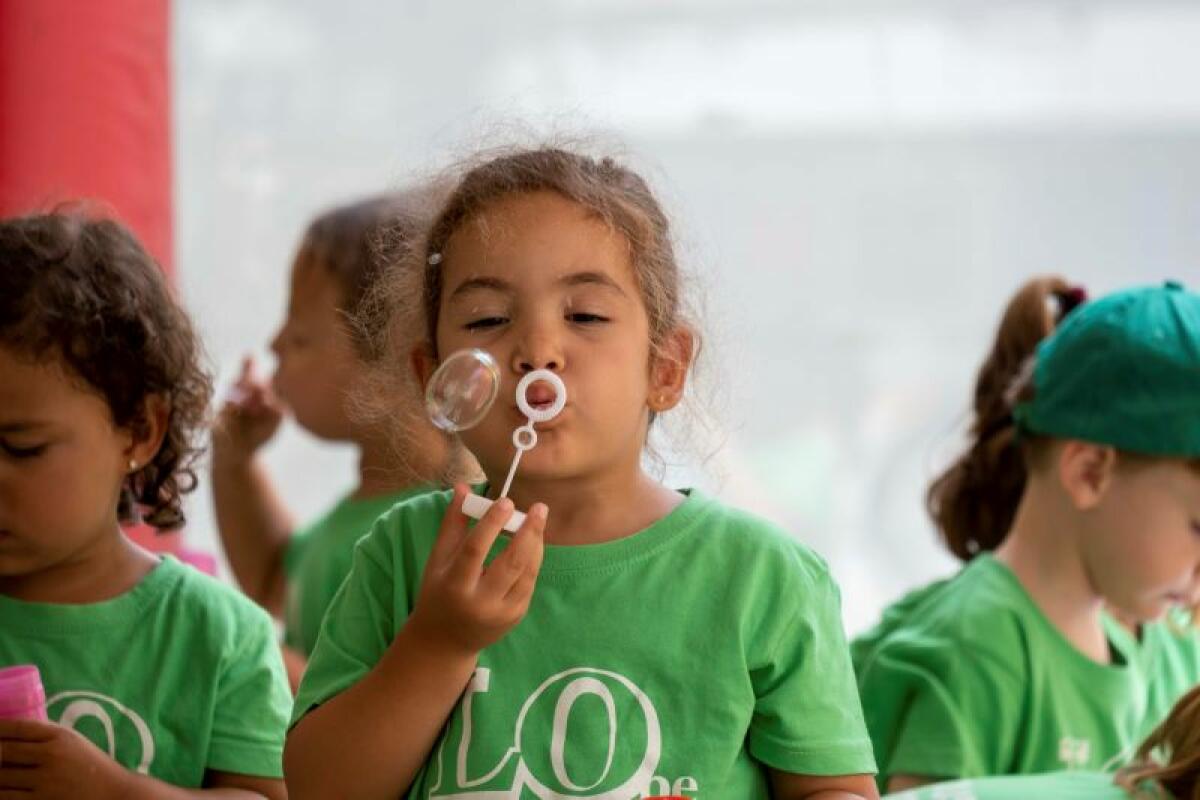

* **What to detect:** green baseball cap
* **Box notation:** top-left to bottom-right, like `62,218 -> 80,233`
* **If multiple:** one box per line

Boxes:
1012,280 -> 1200,457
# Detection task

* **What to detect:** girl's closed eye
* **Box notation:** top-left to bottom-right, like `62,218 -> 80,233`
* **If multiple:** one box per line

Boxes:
566,311 -> 610,324
1,440 -> 48,459
465,315 -> 509,331
564,293 -> 615,325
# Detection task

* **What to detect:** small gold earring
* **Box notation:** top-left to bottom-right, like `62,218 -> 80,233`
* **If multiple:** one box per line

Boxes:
128,459 -> 139,471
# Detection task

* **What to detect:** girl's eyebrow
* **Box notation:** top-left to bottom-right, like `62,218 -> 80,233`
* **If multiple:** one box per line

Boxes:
0,421 -> 51,433
448,272 -> 628,300
561,271 -> 628,297
448,276 -> 512,299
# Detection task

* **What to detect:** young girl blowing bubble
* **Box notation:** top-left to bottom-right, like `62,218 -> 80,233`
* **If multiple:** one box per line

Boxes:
0,211 -> 290,798
284,147 -> 878,799
855,278 -> 1200,793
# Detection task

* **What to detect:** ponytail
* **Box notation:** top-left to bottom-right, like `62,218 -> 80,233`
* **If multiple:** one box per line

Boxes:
927,276 -> 1085,561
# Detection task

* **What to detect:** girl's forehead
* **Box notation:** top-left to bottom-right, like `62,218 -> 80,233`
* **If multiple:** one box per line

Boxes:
453,192 -> 623,254
0,348 -> 109,422
442,195 -> 635,292
289,263 -> 344,303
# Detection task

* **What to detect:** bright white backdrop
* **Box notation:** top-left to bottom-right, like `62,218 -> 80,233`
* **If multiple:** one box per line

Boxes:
174,0 -> 1200,633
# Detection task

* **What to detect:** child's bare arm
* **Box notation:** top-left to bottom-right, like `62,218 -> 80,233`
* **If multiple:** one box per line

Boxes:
283,488 -> 546,800
0,720 -> 285,800
769,770 -> 880,800
211,457 -> 293,614
201,772 -> 286,799
283,623 -> 478,799
887,774 -> 935,792
211,357 -> 294,615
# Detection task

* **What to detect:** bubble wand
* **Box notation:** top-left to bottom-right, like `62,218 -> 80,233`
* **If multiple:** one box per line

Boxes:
425,349 -> 566,532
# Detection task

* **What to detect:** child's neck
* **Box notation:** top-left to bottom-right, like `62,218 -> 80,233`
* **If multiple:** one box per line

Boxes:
351,433 -> 423,501
995,481 -> 1111,664
495,467 -> 684,547
0,528 -> 158,605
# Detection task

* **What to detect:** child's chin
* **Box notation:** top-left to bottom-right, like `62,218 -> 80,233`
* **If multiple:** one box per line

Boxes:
1137,598 -> 1173,622
0,554 -> 41,578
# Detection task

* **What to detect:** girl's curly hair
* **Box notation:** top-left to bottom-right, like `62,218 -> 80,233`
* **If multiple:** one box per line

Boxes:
0,210 -> 212,530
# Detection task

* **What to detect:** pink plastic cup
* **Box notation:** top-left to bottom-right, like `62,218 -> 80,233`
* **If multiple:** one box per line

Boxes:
0,665 -> 48,721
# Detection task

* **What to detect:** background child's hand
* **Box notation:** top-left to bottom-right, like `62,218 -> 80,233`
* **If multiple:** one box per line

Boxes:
407,485 -> 547,657
212,355 -> 284,463
0,718 -> 134,800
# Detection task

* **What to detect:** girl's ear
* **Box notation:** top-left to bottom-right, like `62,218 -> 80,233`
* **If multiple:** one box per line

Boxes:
647,326 -> 695,413
124,393 -> 170,470
1057,440 -> 1118,510
411,343 -> 438,392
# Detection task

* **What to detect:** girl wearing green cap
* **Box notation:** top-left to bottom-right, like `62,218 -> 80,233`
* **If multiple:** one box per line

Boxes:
883,681 -> 1200,800
855,277 -> 1200,793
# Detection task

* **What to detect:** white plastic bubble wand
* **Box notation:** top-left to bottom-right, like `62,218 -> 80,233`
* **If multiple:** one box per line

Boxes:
460,369 -> 566,532
425,349 -> 565,533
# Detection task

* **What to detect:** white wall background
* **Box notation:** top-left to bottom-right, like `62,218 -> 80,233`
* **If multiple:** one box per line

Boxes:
173,0 -> 1200,634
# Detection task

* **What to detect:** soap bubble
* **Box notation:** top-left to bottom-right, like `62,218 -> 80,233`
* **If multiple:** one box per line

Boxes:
425,349 -> 500,432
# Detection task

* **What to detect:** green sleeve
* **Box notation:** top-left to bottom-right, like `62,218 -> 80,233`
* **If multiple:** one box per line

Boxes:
747,555 -> 877,777
851,579 -> 949,678
207,607 -> 292,777
289,520 -> 404,728
875,641 -> 1024,785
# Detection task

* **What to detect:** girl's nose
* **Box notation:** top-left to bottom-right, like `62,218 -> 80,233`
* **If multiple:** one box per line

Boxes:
511,326 -> 564,374
515,355 -> 561,373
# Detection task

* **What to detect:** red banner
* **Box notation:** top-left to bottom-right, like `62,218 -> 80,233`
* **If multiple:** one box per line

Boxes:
0,0 -> 172,273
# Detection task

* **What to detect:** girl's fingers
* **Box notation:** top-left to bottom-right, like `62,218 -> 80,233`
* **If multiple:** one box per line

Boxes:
482,503 -> 547,598
0,720 -> 54,742
504,568 -> 540,606
427,485 -> 473,568
231,383 -> 279,419
224,374 -> 263,411
239,354 -> 255,383
449,497 -> 516,587
226,356 -> 257,399
242,387 -> 269,414
0,774 -> 39,793
231,356 -> 276,404
0,739 -> 40,767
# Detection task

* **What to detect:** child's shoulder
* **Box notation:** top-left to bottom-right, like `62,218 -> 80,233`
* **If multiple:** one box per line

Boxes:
376,485 -> 456,525
365,486 -> 454,546
341,487 -> 457,573
687,492 -> 837,587
861,556 -> 1038,666
157,555 -> 276,643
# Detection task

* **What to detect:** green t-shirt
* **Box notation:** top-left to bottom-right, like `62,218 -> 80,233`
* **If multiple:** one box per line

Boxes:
293,488 -> 876,799
284,487 -> 427,656
0,555 -> 291,786
854,554 -> 1200,791
883,771 -> 1136,800
1121,607 -> 1200,742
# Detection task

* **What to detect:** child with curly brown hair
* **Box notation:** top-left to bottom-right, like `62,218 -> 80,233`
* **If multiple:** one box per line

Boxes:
0,211 -> 290,798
